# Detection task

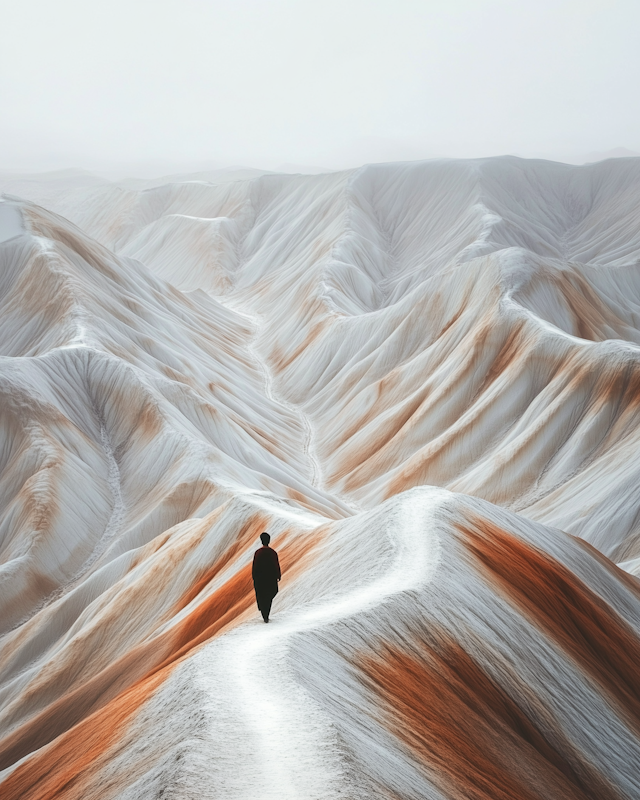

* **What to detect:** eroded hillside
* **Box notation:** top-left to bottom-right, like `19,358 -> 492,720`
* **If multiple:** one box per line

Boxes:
1,157 -> 640,799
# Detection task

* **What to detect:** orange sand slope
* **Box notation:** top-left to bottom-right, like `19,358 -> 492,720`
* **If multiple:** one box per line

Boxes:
1,156 -> 640,799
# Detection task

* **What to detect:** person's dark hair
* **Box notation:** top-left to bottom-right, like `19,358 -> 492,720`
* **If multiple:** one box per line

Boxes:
260,532 -> 271,545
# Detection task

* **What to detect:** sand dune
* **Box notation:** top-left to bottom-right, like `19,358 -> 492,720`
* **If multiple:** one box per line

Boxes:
1,158 -> 640,798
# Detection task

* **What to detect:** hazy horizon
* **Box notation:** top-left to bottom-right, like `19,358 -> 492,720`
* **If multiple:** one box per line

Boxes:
2,0 -> 639,176
3,148 -> 640,186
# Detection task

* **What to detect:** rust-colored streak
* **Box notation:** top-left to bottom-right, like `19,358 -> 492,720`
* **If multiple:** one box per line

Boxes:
0,636 -> 168,775
472,319 -> 527,399
362,637 -> 623,800
0,569 -> 256,800
329,378 -> 429,485
269,317 -> 327,375
0,662 -> 169,800
286,487 -> 342,519
171,562 -> 254,654
0,524 -> 263,772
23,207 -> 121,284
0,563 -> 253,780
459,515 -> 640,732
376,315 -> 504,499
0,514 -> 267,773
551,270 -> 627,343
0,526 -> 322,799
176,513 -> 268,612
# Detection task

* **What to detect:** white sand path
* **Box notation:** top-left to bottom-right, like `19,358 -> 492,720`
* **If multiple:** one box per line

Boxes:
192,487 -> 444,799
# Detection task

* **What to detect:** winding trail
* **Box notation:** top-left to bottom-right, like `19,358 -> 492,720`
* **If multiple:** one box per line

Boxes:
229,304 -> 324,490
188,297 -> 408,796
193,487 -> 443,799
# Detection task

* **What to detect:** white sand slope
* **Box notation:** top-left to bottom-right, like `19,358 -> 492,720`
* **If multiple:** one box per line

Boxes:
1,157 -> 640,799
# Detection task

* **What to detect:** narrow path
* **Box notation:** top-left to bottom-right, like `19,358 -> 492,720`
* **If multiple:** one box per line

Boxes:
230,304 -> 323,490
193,488 -> 444,799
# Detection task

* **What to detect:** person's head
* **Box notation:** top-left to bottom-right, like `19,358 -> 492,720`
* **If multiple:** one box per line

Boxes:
260,532 -> 271,546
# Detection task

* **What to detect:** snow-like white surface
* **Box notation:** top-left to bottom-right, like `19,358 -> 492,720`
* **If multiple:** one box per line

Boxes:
2,157 -> 640,799
28,157 -> 640,560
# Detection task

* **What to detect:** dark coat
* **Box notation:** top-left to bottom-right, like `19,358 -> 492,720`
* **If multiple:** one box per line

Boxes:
252,546 -> 281,600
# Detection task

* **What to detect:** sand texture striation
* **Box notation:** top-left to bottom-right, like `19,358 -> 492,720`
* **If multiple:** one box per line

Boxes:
1,157 -> 640,798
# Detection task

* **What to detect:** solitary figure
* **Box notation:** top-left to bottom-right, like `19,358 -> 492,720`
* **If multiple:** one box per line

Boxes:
252,532 -> 281,622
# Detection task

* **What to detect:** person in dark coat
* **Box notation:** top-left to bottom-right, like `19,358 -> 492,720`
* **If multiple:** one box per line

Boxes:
252,532 -> 281,622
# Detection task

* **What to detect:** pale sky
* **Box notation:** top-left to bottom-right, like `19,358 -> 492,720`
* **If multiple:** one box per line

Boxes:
1,0 -> 639,174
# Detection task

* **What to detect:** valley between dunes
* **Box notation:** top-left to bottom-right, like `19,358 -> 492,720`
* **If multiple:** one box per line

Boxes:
1,156 -> 640,799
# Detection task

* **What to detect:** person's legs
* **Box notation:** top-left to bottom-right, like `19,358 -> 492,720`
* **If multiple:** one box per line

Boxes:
254,584 -> 275,622
254,587 -> 264,619
255,590 -> 273,622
